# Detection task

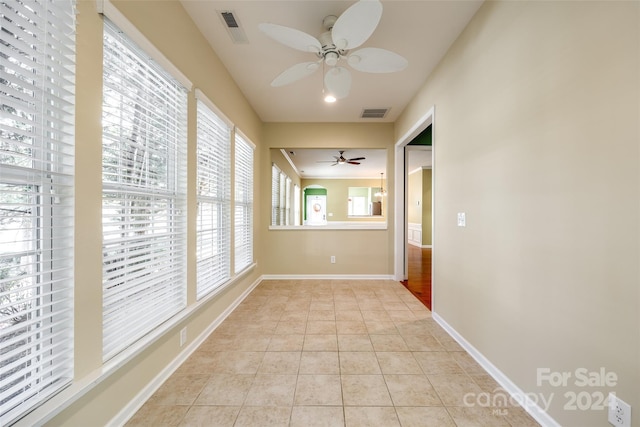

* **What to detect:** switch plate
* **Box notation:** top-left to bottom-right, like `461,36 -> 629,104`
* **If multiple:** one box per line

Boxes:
330,256 -> 336,264
457,212 -> 466,227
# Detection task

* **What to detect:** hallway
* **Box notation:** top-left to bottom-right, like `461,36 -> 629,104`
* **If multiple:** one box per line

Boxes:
402,246 -> 432,310
125,279 -> 538,426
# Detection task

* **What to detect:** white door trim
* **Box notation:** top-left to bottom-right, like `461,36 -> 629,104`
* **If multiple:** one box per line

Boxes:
393,106 -> 434,282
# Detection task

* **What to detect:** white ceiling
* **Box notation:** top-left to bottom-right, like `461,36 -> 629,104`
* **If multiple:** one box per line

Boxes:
181,0 -> 483,123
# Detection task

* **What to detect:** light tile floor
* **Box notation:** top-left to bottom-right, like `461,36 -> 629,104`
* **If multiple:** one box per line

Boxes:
126,280 -> 540,426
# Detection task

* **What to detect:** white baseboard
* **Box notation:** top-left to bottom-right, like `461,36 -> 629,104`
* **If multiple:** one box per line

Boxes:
432,313 -> 560,427
408,241 -> 432,249
261,274 -> 395,280
109,276 -> 262,426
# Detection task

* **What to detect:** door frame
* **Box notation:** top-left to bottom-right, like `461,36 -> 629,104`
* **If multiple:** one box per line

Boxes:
393,106 -> 434,281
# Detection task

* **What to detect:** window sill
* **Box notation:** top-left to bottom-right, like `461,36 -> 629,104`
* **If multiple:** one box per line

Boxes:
269,222 -> 387,230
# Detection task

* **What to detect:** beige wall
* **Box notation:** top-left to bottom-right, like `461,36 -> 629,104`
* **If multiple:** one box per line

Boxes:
422,169 -> 432,246
407,168 -> 432,246
396,1 -> 639,426
407,170 -> 423,225
261,123 -> 395,276
40,1 -> 264,425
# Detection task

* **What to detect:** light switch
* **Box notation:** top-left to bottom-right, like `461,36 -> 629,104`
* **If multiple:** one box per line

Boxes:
457,212 -> 466,227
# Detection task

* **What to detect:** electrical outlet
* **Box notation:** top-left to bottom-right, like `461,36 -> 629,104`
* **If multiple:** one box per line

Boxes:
608,394 -> 631,426
180,327 -> 187,347
330,256 -> 336,264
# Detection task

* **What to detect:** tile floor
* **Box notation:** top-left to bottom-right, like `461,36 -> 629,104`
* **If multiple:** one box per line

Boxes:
126,280 -> 540,426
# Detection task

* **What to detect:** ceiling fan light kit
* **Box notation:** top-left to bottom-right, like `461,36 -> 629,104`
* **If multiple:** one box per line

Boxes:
259,0 -> 408,102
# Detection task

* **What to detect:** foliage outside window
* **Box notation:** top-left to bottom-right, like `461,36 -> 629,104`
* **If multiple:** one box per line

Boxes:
101,20 -> 187,361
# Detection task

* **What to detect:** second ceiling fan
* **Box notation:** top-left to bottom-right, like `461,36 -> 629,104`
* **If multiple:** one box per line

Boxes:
259,0 -> 408,100
318,151 -> 366,166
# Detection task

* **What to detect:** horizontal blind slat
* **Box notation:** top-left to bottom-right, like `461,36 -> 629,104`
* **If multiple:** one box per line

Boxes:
0,0 -> 76,423
101,19 -> 187,361
195,99 -> 231,299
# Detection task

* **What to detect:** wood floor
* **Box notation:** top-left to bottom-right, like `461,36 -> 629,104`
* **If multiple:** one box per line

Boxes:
401,245 -> 432,310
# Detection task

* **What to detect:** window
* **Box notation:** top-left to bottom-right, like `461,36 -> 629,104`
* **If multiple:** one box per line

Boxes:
196,95 -> 230,299
271,165 -> 280,226
102,20 -> 187,361
284,176 -> 291,225
293,184 -> 301,225
270,164 -> 292,226
234,133 -> 254,273
0,0 -> 75,422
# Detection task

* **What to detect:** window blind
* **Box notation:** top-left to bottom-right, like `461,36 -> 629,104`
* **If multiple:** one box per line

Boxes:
284,176 -> 291,226
102,19 -> 187,361
0,0 -> 75,422
293,184 -> 301,226
271,164 -> 294,227
234,133 -> 253,273
279,172 -> 286,225
271,165 -> 280,226
196,98 -> 230,299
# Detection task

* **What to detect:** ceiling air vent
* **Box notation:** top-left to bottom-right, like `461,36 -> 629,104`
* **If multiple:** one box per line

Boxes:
218,10 -> 248,44
361,108 -> 389,119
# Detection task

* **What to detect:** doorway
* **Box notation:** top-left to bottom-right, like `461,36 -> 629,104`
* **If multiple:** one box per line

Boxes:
394,106 -> 434,309
403,147 -> 432,309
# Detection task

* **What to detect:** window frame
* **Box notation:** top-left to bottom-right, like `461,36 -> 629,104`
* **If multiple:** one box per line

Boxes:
0,0 -> 76,422
101,18 -> 188,361
233,132 -> 254,274
195,92 -> 232,299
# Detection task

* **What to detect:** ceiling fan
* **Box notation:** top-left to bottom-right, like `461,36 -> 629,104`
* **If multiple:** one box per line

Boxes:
318,150 -> 366,166
258,0 -> 408,100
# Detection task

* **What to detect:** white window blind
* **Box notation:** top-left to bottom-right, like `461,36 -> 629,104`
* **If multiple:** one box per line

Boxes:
271,165 -> 280,226
0,0 -> 75,423
285,176 -> 291,226
102,19 -> 187,361
294,184 -> 301,225
279,172 -> 286,225
234,133 -> 253,273
271,164 -> 293,227
196,98 -> 230,299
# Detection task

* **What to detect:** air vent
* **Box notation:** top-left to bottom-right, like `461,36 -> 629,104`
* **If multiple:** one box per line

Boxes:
361,108 -> 389,119
221,12 -> 239,28
218,10 -> 248,44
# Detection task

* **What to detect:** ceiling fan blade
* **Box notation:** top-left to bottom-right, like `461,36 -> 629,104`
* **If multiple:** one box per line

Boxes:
271,61 -> 320,87
347,161 -> 361,165
324,66 -> 351,99
347,47 -> 408,73
348,157 -> 365,161
259,23 -> 322,53
331,0 -> 383,50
